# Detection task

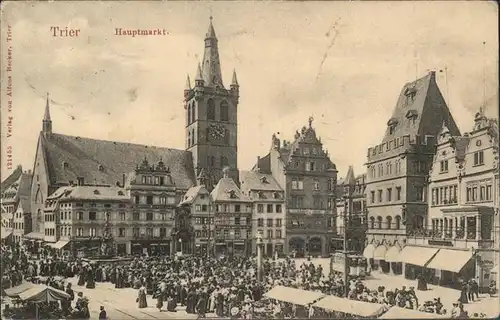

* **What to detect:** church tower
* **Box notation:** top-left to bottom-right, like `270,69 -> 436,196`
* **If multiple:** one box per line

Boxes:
43,93 -> 52,135
184,17 -> 240,191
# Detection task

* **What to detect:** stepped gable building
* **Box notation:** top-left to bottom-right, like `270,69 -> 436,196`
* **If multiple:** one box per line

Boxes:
406,111 -> 499,290
333,166 -> 367,254
30,94 -> 197,241
253,117 -> 338,257
240,169 -> 286,257
184,17 -> 240,191
363,71 -> 460,274
1,168 -> 32,243
211,168 -> 252,257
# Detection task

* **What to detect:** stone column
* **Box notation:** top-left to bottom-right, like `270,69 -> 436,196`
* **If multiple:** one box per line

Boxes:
451,218 -> 456,238
464,217 -> 468,239
476,215 -> 481,240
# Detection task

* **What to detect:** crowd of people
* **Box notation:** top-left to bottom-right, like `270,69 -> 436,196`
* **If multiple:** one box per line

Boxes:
1,242 -> 496,319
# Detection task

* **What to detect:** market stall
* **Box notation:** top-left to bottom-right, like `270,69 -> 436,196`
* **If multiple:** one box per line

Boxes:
379,306 -> 448,319
312,294 -> 386,318
264,285 -> 325,318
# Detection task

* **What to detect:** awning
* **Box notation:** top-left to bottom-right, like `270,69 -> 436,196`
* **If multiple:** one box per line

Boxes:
49,240 -> 70,250
1,230 -> 12,239
363,244 -> 376,259
380,306 -> 447,319
399,246 -> 439,267
313,295 -> 386,317
19,284 -> 70,303
373,245 -> 387,260
24,232 -> 45,240
426,249 -> 473,273
264,285 -> 324,306
4,282 -> 37,297
385,246 -> 401,262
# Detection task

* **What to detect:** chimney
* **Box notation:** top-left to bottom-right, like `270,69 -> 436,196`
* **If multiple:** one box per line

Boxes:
122,173 -> 126,187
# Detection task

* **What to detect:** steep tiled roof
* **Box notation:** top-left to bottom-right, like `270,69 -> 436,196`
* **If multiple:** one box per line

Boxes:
48,185 -> 129,201
252,154 -> 271,173
211,177 -> 250,202
382,72 -> 460,143
1,173 -> 32,203
179,185 -> 210,205
344,166 -> 356,186
240,171 -> 283,193
18,196 -> 31,213
1,165 -> 23,193
41,133 -> 196,190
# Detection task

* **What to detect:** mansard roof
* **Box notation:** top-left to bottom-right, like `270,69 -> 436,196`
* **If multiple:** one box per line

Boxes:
40,133 -> 196,190
48,185 -> 129,201
179,185 -> 210,205
240,171 -> 283,192
211,177 -> 250,202
382,71 -> 460,143
1,165 -> 23,194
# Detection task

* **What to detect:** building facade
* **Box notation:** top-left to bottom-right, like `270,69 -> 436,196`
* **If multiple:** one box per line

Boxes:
178,171 -> 214,256
29,94 -> 197,250
1,169 -> 32,244
333,166 -> 367,254
184,17 -> 240,190
211,169 -> 252,257
405,112 -> 499,290
363,71 -> 460,274
254,118 -> 338,257
44,185 -> 130,256
126,157 -> 180,255
240,170 -> 286,257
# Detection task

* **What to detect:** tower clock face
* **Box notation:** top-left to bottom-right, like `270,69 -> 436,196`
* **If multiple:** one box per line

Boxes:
210,124 -> 226,140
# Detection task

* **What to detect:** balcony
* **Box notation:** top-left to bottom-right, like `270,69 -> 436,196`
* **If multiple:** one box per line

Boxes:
406,228 -> 494,249
288,209 -> 332,215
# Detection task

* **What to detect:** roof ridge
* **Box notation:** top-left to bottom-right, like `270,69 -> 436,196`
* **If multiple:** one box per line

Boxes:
50,132 -> 187,153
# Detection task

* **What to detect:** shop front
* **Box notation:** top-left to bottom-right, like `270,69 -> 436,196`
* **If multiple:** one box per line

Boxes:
399,245 -> 439,281
425,248 -> 475,290
130,240 -> 171,256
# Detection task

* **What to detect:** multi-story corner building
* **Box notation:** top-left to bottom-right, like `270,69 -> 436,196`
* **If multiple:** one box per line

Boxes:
0,168 -> 32,244
126,157 -> 180,255
364,71 -> 460,275
405,111 -> 499,290
240,170 -> 286,257
253,118 -> 338,257
44,185 -> 130,256
333,166 -> 367,254
184,17 -> 240,190
211,169 -> 252,257
178,170 -> 214,256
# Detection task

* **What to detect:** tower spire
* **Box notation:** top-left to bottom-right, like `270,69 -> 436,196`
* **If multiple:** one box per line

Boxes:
185,74 -> 191,90
231,69 -> 239,87
43,92 -> 52,134
195,63 -> 204,87
201,16 -> 224,87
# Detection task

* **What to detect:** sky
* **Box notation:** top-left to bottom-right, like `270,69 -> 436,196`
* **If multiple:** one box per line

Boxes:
0,1 -> 498,181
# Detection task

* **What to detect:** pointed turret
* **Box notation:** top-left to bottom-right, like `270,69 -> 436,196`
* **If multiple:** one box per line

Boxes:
345,166 -> 356,186
185,74 -> 191,91
197,168 -> 207,186
231,69 -> 239,87
201,16 -> 224,87
195,63 -> 204,87
43,92 -> 52,135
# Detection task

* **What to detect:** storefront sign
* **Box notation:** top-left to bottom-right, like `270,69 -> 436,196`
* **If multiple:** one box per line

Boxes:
428,240 -> 453,247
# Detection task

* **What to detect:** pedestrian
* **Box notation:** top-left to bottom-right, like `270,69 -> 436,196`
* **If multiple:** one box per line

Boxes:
137,285 -> 148,308
99,306 -> 107,320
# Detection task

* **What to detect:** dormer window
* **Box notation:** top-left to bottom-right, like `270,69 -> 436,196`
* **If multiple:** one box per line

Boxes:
404,86 -> 417,105
273,192 -> 280,199
62,161 -> 69,169
118,191 -> 124,196
258,191 -> 265,199
93,189 -> 100,195
260,176 -> 268,184
406,110 -> 418,125
387,118 -> 398,135
98,164 -> 104,172
228,190 -> 237,199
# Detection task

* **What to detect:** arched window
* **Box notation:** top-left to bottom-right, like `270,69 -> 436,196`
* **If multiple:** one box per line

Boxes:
191,129 -> 196,146
377,216 -> 383,229
191,102 -> 196,122
395,215 -> 401,229
370,217 -> 375,229
206,128 -> 210,142
224,129 -> 230,145
386,216 -> 392,229
188,105 -> 192,124
220,101 -> 229,121
187,131 -> 191,147
207,99 -> 215,120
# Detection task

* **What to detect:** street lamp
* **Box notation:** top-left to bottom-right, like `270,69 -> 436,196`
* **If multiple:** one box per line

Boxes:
256,231 -> 263,282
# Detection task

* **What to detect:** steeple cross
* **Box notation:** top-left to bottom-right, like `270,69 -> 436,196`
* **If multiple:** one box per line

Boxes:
308,116 -> 314,128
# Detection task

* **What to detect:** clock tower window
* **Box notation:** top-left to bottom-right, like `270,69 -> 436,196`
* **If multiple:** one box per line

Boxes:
188,106 -> 192,124
220,100 -> 229,121
191,102 -> 196,122
207,99 -> 216,120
